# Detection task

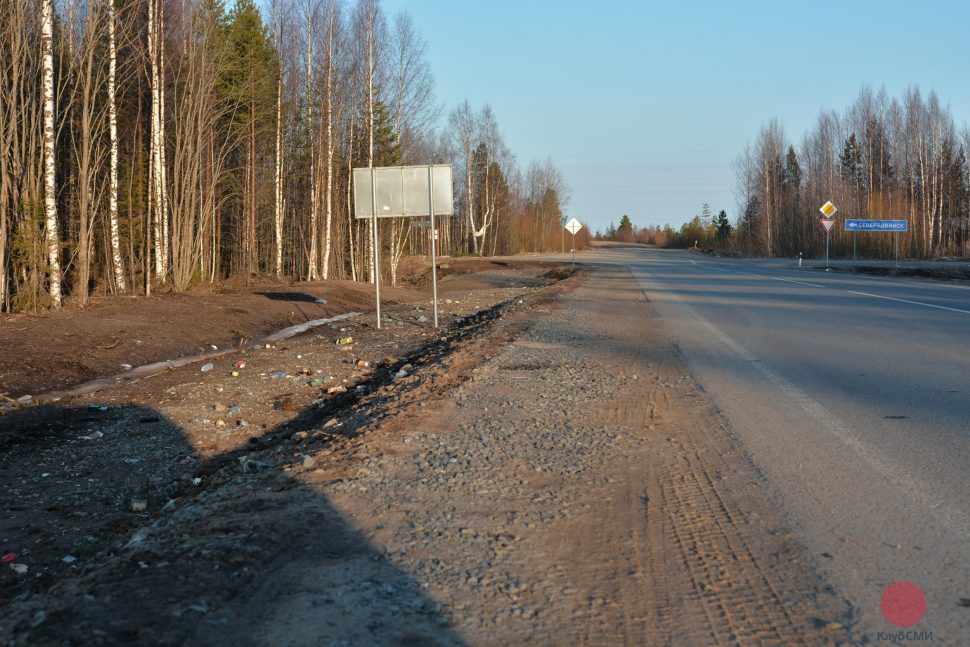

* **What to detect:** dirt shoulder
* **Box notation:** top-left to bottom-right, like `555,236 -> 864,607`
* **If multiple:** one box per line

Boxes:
0,263 -> 853,645
0,259 -> 553,401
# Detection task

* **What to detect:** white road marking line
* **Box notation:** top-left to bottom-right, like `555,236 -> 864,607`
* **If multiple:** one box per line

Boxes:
847,290 -> 970,315
634,267 -> 970,537
692,259 -> 970,310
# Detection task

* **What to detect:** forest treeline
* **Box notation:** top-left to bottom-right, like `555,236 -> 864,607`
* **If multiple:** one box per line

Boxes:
0,0 -> 571,313
734,86 -> 970,259
600,86 -> 970,259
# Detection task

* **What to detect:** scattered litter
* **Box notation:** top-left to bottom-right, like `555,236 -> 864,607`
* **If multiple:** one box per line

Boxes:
1,553 -> 16,564
131,499 -> 148,512
188,603 -> 209,614
10,563 -> 28,574
263,343 -> 273,349
123,457 -> 141,464
235,359 -> 247,369
292,431 -> 308,442
162,499 -> 176,512
315,298 -> 327,304
298,368 -> 313,375
381,356 -> 398,366
192,477 -> 202,486
230,370 -> 240,377
215,419 -> 226,427
30,611 -> 47,628
324,418 -> 339,428
62,555 -> 77,564
125,528 -> 150,548
201,363 -> 214,372
236,419 -> 249,427
336,336 -> 353,346
326,385 -> 347,394
238,455 -> 271,473
356,359 -> 371,369
121,363 -> 133,371
227,404 -> 243,415
78,431 -> 104,441
270,371 -> 287,379
211,345 -> 218,350
394,364 -> 413,381
213,402 -> 227,413
189,417 -> 211,425
417,315 -> 429,323
308,376 -> 331,387
302,455 -> 316,468
88,404 -> 108,412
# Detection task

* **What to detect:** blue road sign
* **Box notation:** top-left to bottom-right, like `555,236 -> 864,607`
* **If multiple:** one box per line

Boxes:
845,219 -> 908,232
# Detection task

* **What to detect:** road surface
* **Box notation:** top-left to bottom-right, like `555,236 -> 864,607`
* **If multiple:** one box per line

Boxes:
577,244 -> 970,642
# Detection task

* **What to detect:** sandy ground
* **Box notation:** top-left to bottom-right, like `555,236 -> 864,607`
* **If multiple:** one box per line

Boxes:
1,261 -> 854,645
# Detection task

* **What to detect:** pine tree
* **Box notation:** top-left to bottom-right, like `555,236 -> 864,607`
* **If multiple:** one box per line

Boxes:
715,209 -> 732,240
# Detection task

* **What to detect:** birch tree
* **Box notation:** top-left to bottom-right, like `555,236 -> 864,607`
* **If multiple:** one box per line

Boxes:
42,0 -> 62,307
107,0 -> 125,292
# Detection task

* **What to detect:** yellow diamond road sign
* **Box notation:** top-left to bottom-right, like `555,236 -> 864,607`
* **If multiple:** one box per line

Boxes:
819,201 -> 838,217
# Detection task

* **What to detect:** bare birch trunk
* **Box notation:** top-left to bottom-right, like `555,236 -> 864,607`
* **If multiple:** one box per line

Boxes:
42,0 -> 62,307
273,7 -> 284,278
347,103 -> 357,281
108,0 -> 125,292
149,0 -> 162,279
367,0 -> 376,283
321,0 -> 335,280
158,0 -> 168,280
306,8 -> 318,280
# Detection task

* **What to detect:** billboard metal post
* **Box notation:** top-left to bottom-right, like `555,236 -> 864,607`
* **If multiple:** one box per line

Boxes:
825,230 -> 830,268
428,166 -> 439,328
370,166 -> 381,329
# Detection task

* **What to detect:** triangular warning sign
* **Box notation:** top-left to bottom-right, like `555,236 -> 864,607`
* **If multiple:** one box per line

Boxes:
820,219 -> 836,233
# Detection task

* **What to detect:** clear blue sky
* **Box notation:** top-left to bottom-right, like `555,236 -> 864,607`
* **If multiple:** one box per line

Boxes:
382,0 -> 970,233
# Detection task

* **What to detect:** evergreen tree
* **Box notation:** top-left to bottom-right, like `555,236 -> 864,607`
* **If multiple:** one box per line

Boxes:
618,214 -> 634,242
715,209 -> 732,240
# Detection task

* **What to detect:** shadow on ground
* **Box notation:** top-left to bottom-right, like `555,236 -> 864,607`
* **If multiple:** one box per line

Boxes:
0,402 -> 465,646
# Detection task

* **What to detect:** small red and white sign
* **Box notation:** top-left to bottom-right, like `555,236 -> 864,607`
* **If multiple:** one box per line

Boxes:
820,219 -> 836,233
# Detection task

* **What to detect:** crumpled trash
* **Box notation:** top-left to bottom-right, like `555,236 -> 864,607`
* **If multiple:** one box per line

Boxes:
235,359 -> 246,369
269,371 -> 287,379
78,431 -> 104,441
336,336 -> 353,346
1,552 -> 17,564
16,394 -> 33,405
121,363 -> 133,371
315,298 -> 327,304
10,563 -> 28,574
62,555 -> 77,564
227,404 -> 243,415
88,404 -> 108,412
201,363 -> 214,372
131,499 -> 148,512
308,376 -> 331,387
326,385 -> 347,394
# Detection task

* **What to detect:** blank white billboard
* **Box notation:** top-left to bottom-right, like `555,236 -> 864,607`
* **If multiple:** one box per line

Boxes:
353,164 -> 454,219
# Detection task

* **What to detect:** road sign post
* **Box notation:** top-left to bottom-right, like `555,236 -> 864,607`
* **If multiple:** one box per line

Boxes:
354,164 -> 454,328
842,219 -> 909,267
564,218 -> 583,267
819,201 -> 838,269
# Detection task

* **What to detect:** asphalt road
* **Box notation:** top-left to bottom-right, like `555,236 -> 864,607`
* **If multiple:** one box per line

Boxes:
576,245 -> 970,642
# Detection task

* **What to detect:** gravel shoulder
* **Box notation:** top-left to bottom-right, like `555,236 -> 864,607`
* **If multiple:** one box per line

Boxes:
1,264 -> 853,645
